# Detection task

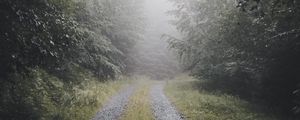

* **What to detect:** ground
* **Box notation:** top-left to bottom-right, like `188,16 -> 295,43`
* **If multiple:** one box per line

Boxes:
91,76 -> 277,120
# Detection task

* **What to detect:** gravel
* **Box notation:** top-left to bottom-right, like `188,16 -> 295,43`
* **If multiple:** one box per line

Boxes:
92,85 -> 135,120
150,83 -> 184,120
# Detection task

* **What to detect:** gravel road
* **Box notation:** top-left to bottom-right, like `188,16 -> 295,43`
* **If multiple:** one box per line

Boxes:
92,85 -> 135,120
150,83 -> 184,120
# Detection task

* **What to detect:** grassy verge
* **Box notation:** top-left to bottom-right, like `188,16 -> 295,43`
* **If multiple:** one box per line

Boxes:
165,76 -> 277,120
60,78 -> 131,120
0,68 -> 131,120
121,80 -> 154,120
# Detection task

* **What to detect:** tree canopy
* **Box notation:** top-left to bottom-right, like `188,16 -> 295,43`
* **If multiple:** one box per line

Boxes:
0,0 -> 144,119
168,0 -> 300,118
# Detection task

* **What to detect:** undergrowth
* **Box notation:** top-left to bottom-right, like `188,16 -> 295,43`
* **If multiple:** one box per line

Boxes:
0,67 -> 130,120
165,75 -> 278,120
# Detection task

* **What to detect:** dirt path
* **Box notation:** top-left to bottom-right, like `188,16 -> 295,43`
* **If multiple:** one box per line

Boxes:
92,85 -> 135,120
92,82 -> 183,120
150,83 -> 184,120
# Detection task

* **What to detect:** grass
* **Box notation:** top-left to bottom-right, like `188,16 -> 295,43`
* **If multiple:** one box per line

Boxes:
165,75 -> 277,120
121,79 -> 154,120
0,68 -> 132,120
26,70 -> 131,120
58,78 -> 131,120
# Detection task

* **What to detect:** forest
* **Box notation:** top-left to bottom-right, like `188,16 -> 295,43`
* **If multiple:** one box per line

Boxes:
0,0 -> 299,120
167,0 -> 300,118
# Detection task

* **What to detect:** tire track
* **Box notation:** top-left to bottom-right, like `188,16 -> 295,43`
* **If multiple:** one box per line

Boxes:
92,85 -> 135,120
150,83 -> 184,120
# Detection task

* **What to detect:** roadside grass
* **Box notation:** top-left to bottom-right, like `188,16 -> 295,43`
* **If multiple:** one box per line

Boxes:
121,79 -> 154,120
0,68 -> 132,120
58,77 -> 131,120
165,76 -> 277,120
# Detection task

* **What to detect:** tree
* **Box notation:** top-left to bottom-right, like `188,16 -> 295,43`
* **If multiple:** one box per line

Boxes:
168,0 -> 300,118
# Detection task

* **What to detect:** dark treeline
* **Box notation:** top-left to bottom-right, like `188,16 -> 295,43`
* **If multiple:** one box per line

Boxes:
168,0 -> 300,118
0,0 -> 144,119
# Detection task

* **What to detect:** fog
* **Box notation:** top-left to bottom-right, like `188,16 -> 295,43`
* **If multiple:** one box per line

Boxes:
132,0 -> 181,79
1,0 -> 299,119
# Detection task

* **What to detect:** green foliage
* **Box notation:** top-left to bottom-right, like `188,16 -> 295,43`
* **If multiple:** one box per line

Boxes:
168,0 -> 300,118
0,0 -> 82,77
0,0 -> 144,119
0,68 -> 127,120
0,0 -> 144,78
0,69 -> 64,119
165,78 -> 277,120
71,0 -> 144,78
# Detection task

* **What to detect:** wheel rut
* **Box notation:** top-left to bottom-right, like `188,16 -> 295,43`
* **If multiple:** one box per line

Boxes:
92,82 -> 183,120
92,85 -> 135,120
150,83 -> 184,120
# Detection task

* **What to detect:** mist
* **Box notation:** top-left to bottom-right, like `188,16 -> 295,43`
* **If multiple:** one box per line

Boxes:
131,0 -> 180,79
1,0 -> 300,119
